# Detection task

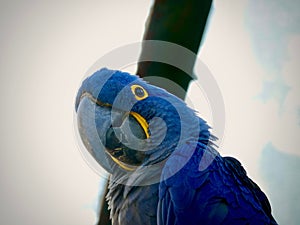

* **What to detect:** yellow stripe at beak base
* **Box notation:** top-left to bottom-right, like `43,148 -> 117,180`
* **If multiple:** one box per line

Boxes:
110,155 -> 136,171
130,112 -> 150,139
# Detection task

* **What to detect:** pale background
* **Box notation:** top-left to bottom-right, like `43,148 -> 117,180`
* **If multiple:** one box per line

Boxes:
0,0 -> 299,224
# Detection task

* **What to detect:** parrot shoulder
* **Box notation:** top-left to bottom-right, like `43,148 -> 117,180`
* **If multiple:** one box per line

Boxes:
158,143 -> 277,225
158,143 -> 229,225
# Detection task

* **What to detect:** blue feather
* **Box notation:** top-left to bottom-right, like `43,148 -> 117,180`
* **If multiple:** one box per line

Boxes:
75,68 -> 278,225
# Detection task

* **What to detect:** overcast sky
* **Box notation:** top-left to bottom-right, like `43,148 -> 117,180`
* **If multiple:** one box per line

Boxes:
0,1 -> 299,224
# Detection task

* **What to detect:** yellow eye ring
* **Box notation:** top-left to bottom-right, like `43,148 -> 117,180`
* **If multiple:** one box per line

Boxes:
131,85 -> 148,100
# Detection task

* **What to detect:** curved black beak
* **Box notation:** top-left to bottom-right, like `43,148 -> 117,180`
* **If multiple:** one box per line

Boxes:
76,93 -> 148,172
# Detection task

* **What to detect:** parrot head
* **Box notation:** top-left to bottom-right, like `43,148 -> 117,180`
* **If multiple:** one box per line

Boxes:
75,68 -> 208,176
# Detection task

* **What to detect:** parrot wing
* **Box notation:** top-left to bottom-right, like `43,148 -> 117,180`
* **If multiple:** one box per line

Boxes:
157,143 -> 277,225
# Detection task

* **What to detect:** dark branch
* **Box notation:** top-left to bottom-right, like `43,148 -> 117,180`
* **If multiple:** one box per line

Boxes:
137,0 -> 213,99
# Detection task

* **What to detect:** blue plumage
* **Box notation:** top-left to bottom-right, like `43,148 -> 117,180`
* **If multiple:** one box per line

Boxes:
75,68 -> 277,225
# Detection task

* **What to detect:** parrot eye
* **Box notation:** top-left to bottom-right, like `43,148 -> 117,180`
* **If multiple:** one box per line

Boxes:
131,85 -> 148,100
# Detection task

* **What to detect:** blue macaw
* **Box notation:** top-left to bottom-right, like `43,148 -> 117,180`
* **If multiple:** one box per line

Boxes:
75,68 -> 277,225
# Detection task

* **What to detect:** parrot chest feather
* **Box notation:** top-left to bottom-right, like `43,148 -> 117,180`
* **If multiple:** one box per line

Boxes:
108,182 -> 159,225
